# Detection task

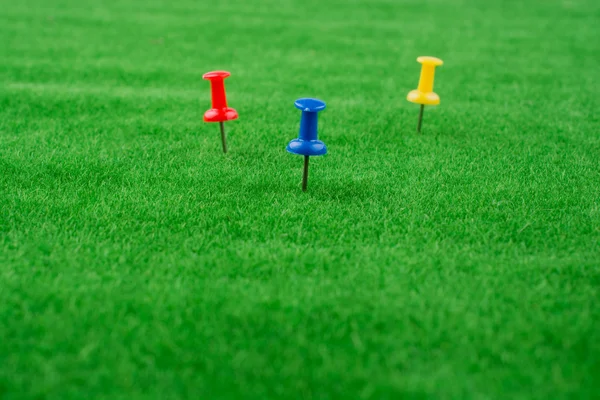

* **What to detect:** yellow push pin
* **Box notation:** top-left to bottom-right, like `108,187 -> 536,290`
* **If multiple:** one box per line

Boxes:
407,56 -> 443,133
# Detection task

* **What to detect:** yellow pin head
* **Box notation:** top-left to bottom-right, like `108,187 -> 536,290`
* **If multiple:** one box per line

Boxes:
407,56 -> 443,106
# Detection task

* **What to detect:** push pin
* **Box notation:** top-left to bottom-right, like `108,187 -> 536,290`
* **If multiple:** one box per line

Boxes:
203,71 -> 238,153
286,98 -> 327,192
407,56 -> 443,133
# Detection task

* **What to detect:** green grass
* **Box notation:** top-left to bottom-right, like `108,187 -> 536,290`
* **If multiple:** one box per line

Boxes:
1,0 -> 599,398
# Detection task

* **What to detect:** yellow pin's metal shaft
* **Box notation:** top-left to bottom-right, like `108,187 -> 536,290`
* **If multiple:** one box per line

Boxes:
417,104 -> 424,133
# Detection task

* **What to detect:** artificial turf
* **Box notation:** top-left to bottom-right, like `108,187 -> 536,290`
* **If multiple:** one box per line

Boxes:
1,0 -> 599,398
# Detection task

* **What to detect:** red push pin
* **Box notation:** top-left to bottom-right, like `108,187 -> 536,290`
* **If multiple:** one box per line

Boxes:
202,71 -> 238,153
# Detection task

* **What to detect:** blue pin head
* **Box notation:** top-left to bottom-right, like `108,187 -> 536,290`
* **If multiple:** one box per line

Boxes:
286,98 -> 327,156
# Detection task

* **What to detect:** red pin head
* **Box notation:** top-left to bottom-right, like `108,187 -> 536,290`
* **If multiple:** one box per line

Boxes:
203,71 -> 238,122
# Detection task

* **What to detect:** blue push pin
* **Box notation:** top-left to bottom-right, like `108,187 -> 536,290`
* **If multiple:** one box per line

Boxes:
286,98 -> 327,192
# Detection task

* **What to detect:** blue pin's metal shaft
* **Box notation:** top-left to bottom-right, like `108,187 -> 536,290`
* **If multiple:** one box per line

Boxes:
302,155 -> 309,192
